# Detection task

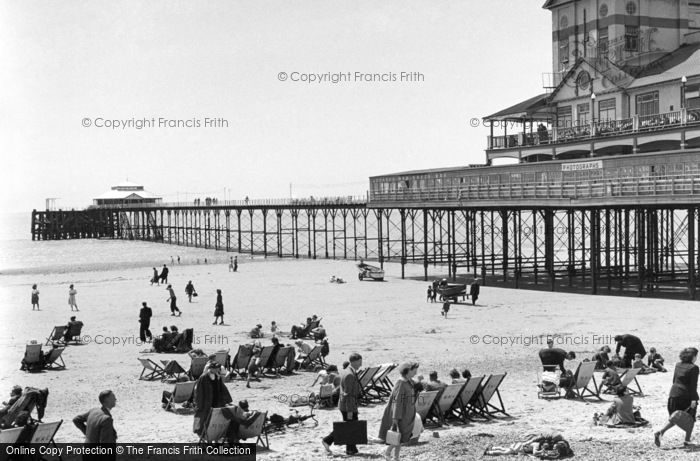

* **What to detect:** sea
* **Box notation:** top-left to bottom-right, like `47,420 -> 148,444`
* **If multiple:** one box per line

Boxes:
0,212 -> 233,275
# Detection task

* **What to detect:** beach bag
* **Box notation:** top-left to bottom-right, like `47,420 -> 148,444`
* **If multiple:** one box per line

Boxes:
333,420 -> 367,445
193,292 -> 198,297
669,408 -> 695,432
386,429 -> 401,446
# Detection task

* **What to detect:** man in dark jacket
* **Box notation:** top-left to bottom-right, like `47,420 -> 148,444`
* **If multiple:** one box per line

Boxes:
322,353 -> 362,455
615,334 -> 646,368
470,278 -> 481,305
159,264 -> 169,284
139,302 -> 153,342
73,390 -> 117,460
539,347 -> 576,373
193,361 -> 232,436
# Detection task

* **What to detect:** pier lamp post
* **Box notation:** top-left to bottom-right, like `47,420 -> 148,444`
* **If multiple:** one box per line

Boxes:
681,75 -> 687,109
590,92 -> 596,157
590,92 -> 596,125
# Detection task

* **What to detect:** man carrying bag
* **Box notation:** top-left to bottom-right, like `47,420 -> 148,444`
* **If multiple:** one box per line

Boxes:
322,353 -> 364,455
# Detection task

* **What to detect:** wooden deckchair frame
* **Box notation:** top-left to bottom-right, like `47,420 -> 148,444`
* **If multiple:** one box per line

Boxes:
357,366 -> 381,404
164,381 -> 196,411
435,382 -> 468,424
45,326 -> 67,346
30,420 -> 63,447
368,363 -> 397,399
415,390 -> 440,422
475,373 -> 510,417
231,346 -> 253,374
618,368 -> 644,396
44,347 -> 66,370
198,407 -> 230,444
160,359 -> 187,381
188,356 -> 208,380
138,358 -> 166,381
423,388 -> 446,427
255,346 -> 275,375
450,376 -> 484,423
22,344 -> 44,372
570,361 -> 601,401
213,349 -> 231,371
64,323 -> 84,344
238,411 -> 269,450
265,346 -> 294,375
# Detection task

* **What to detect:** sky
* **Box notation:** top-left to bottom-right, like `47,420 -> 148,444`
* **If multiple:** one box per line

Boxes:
0,0 -> 551,212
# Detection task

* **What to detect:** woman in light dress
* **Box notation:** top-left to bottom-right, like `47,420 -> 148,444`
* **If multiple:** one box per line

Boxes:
68,284 -> 78,311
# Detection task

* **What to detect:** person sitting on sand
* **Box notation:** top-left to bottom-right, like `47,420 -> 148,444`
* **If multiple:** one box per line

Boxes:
647,347 -> 668,372
592,346 -> 611,371
270,321 -> 279,335
462,369 -> 472,380
599,386 -> 635,425
602,361 -> 622,392
449,368 -> 466,384
424,371 -> 447,391
249,324 -> 263,339
0,386 -> 22,418
484,433 -> 572,459
632,353 -> 656,374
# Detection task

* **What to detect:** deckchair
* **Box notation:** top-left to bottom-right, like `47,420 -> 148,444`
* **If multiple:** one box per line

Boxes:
231,346 -> 253,374
44,347 -> 66,370
356,366 -> 382,405
45,326 -> 67,346
29,420 -> 62,447
213,349 -> 231,371
163,381 -> 196,411
238,411 -> 269,450
318,384 -> 335,408
450,376 -> 484,423
265,346 -> 294,375
160,359 -> 187,381
618,368 -> 644,396
300,346 -> 326,370
568,361 -> 601,401
423,387 -> 446,427
138,358 -> 166,381
0,426 -> 28,443
64,322 -> 84,344
0,388 -> 48,429
21,343 -> 44,372
368,363 -> 397,399
415,390 -> 440,422
199,407 -> 230,444
256,346 -> 276,375
475,373 -> 510,417
434,382 -> 467,424
188,356 -> 208,380
299,319 -> 322,340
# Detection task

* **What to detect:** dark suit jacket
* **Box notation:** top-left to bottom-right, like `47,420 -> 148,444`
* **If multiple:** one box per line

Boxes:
139,307 -> 152,323
338,368 -> 360,413
73,406 -> 117,443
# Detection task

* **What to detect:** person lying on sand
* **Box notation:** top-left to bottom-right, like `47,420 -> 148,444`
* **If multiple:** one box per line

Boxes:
484,433 -> 573,458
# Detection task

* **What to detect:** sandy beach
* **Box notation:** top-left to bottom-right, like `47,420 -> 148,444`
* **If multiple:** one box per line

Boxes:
1,255 -> 698,460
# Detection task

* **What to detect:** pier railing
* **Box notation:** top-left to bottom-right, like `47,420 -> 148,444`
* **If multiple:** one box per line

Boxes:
89,195 -> 368,210
370,173 -> 700,203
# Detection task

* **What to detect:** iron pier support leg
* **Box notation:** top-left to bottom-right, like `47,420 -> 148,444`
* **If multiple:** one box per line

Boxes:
689,208 -> 696,300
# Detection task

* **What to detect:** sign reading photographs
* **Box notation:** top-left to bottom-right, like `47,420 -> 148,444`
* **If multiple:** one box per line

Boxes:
561,160 -> 603,172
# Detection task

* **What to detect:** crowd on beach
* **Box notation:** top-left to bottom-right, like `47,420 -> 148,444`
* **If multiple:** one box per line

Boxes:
10,259 -> 700,460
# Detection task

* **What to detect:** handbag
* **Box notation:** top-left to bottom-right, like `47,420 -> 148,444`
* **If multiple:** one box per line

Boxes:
670,408 -> 695,432
193,292 -> 198,297
386,429 -> 401,446
333,420 -> 367,445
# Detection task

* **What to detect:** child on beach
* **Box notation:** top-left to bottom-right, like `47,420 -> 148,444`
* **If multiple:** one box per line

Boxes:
31,284 -> 40,310
632,353 -> 656,374
602,361 -> 622,393
647,347 -> 667,372
68,284 -> 78,311
270,321 -> 279,335
441,302 -> 450,318
427,286 -> 433,302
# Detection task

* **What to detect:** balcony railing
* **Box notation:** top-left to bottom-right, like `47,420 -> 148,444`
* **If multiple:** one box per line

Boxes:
89,195 -> 368,210
371,173 -> 700,203
487,108 -> 700,151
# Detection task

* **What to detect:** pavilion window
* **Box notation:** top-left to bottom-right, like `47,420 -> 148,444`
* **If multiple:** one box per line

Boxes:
557,106 -> 573,128
636,91 -> 659,117
598,99 -> 616,121
577,102 -> 590,126
624,26 -> 639,52
687,84 -> 700,109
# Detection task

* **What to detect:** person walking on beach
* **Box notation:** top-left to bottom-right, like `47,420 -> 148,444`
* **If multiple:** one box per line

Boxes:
159,265 -> 169,284
139,302 -> 153,342
378,362 -> 419,460
654,347 -> 699,448
229,257 -> 234,272
177,255 -> 180,264
322,352 -> 362,456
68,284 -> 78,311
470,278 -> 481,306
73,390 -> 118,459
213,289 -> 224,325
151,267 -> 159,286
233,256 -> 238,272
31,284 -> 40,310
166,285 -> 181,316
185,281 -> 196,303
